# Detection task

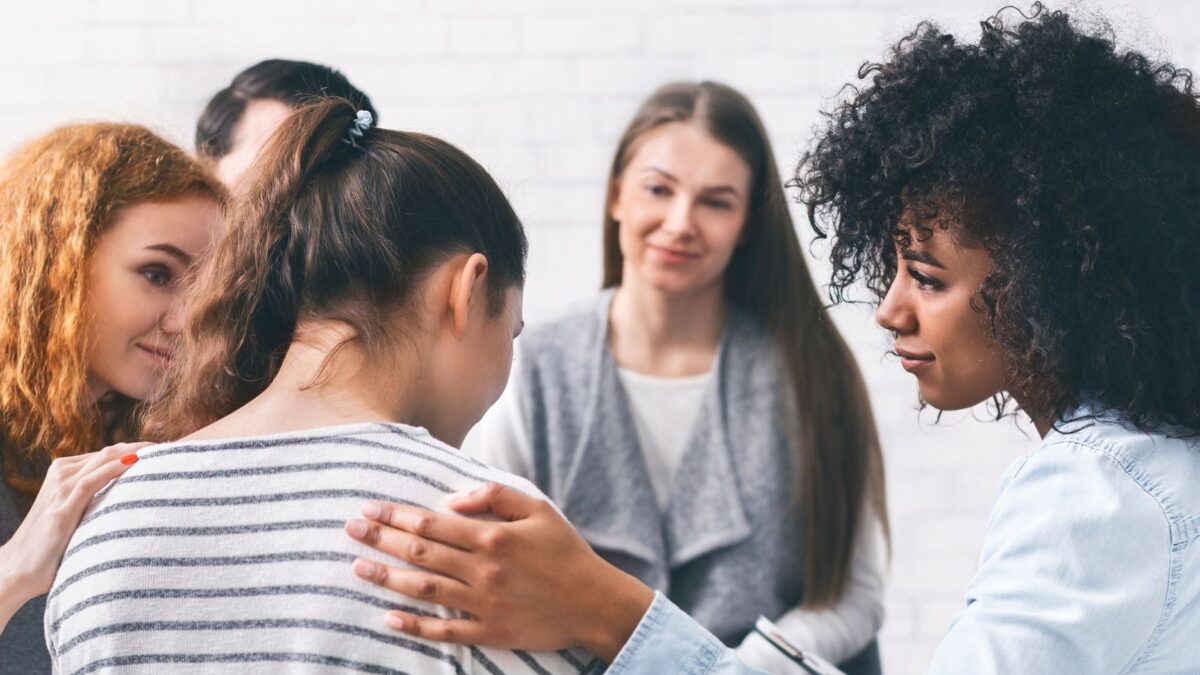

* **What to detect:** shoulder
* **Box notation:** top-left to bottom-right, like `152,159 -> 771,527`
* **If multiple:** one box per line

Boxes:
1003,413 -> 1200,546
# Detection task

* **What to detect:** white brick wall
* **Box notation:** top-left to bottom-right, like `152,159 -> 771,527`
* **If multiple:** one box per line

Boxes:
0,2 -> 1192,672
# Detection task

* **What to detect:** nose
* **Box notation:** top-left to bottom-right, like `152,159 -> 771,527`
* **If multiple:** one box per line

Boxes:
660,195 -> 696,237
159,296 -> 185,335
876,272 -> 916,335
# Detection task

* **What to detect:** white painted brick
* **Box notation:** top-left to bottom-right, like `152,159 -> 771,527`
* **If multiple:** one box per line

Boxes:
527,100 -> 598,142
330,21 -> 449,57
769,9 -> 892,51
0,26 -> 88,65
521,16 -> 641,54
82,26 -> 149,64
573,55 -> 696,96
644,12 -> 769,52
450,18 -> 521,55
193,0 -> 428,22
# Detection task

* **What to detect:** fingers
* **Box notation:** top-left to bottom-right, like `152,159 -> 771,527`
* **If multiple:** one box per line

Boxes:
359,502 -> 485,551
73,442 -> 148,478
345,518 -> 475,583
445,483 -> 541,521
70,452 -> 139,505
351,558 -> 477,612
382,611 -> 489,646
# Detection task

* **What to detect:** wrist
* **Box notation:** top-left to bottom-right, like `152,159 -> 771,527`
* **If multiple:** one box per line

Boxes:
0,547 -> 37,610
580,560 -> 655,663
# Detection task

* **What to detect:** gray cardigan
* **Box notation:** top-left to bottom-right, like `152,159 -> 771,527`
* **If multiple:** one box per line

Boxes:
516,292 -> 805,646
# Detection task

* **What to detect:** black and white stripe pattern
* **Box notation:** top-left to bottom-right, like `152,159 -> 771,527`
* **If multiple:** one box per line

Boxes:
46,422 -> 599,674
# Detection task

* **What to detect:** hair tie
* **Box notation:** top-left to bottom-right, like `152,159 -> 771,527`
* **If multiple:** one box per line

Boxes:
344,109 -> 373,147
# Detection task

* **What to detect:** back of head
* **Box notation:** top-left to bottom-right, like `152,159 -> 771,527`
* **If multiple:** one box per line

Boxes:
0,123 -> 224,494
195,59 -> 377,160
146,98 -> 526,440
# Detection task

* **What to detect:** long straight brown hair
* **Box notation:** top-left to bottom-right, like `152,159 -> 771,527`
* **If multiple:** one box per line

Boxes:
603,81 -> 889,607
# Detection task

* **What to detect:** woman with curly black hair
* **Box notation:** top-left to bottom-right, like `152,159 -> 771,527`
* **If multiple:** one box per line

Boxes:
327,5 -> 1200,673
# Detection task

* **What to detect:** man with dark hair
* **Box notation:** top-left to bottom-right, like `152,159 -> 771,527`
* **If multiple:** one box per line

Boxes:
196,59 -> 376,186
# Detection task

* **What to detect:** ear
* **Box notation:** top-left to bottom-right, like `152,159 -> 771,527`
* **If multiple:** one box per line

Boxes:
449,252 -> 490,339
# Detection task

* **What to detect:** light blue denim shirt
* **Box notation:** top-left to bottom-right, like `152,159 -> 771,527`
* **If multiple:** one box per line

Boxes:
607,410 -> 1200,675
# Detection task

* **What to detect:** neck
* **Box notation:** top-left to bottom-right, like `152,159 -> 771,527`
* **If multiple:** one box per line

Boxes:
608,274 -> 727,377
1009,389 -> 1054,438
186,320 -> 439,441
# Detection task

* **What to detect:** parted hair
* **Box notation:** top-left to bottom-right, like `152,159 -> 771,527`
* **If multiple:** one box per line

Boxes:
196,59 -> 377,160
603,81 -> 889,608
144,98 -> 527,440
0,123 -> 224,495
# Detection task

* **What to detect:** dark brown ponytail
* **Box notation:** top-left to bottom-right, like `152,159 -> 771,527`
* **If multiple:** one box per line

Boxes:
143,98 -> 526,439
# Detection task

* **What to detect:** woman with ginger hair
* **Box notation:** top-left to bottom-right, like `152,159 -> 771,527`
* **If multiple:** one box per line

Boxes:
0,123 -> 224,672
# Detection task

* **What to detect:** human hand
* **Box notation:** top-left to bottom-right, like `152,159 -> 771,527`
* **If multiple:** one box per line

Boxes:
0,442 -> 147,603
345,483 -> 654,662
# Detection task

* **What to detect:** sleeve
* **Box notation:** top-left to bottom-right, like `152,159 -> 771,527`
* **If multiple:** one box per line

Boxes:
606,592 -> 771,675
460,360 -> 534,479
924,440 -> 1171,675
736,506 -> 886,668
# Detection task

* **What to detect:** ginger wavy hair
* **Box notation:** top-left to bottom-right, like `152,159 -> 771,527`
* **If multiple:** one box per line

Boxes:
0,123 -> 224,495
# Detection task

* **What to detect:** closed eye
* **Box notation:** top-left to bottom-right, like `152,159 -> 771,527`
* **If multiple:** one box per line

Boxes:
907,266 -> 943,291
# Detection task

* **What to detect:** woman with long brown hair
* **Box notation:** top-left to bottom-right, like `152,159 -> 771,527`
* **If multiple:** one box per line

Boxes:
351,81 -> 889,673
0,123 -> 225,672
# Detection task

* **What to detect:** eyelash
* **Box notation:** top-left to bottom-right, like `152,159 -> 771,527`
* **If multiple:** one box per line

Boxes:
907,266 -> 943,291
140,265 -> 172,288
645,184 -> 732,210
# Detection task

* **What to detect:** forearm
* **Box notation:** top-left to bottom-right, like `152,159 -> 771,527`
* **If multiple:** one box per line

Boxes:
578,563 -> 655,663
0,548 -> 35,634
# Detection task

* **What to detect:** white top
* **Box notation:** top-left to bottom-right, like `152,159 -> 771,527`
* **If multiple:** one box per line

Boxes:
615,367 -> 713,510
46,422 -> 597,675
463,365 -> 888,667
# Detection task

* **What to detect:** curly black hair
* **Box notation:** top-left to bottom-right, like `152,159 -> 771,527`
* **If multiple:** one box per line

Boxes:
794,4 -> 1200,435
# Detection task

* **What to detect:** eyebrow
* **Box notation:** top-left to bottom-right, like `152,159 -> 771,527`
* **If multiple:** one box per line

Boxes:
900,249 -> 946,269
643,166 -> 743,198
145,244 -> 193,265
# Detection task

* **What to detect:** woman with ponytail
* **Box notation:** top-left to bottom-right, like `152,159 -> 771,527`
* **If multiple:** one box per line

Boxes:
45,98 -> 598,674
0,124 -> 224,672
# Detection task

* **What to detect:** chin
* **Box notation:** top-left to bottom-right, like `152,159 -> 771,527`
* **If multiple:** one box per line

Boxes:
641,269 -> 717,296
917,386 -> 992,413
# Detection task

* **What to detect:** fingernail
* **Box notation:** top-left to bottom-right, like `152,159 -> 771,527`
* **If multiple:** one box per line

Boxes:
352,558 -> 375,579
120,454 -> 139,465
444,491 -> 470,503
346,519 -> 368,539
385,612 -> 405,630
361,503 -> 381,519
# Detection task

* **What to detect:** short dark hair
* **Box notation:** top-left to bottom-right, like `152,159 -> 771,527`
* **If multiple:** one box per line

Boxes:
195,59 -> 377,159
795,4 -> 1200,435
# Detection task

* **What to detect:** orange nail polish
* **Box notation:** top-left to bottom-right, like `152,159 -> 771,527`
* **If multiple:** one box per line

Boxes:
120,454 -> 138,465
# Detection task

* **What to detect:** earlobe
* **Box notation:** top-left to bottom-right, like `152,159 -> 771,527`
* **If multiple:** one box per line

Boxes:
451,253 -> 490,339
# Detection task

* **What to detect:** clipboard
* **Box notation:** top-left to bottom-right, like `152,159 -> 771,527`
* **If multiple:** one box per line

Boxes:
751,616 -> 847,675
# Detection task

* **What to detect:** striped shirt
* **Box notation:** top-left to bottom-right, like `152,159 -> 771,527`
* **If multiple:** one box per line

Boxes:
45,422 -> 601,675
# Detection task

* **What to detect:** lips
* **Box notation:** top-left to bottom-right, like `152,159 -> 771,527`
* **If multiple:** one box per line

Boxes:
894,347 -> 935,373
137,343 -> 174,369
647,244 -> 701,264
